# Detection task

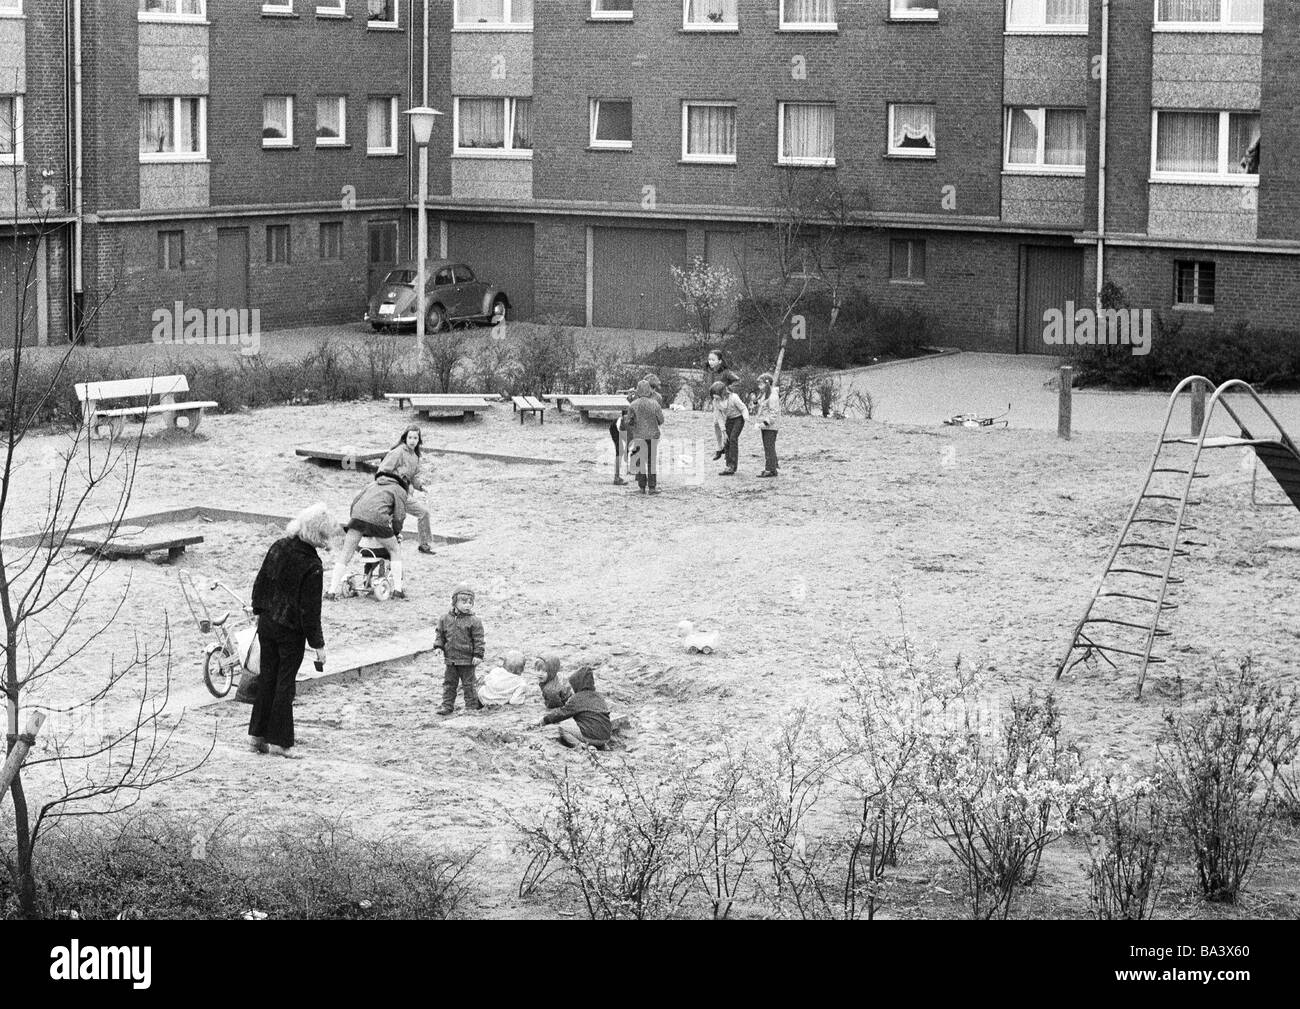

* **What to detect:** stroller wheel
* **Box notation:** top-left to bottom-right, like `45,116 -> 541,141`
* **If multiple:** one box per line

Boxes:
373,578 -> 393,602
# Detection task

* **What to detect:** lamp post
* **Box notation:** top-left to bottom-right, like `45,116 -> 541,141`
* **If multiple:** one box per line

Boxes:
404,106 -> 443,371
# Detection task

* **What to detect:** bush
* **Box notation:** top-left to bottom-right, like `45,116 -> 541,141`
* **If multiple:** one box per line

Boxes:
1157,657 -> 1300,903
1080,769 -> 1171,921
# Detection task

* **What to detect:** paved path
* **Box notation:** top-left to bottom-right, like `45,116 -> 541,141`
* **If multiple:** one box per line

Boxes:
846,352 -> 1300,437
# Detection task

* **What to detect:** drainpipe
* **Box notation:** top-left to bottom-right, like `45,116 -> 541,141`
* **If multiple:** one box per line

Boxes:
423,0 -> 430,105
1095,0 -> 1109,312
72,0 -> 83,341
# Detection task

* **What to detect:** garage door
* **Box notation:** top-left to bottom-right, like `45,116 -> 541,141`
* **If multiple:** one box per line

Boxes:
592,226 -> 687,331
1020,245 -> 1084,355
0,236 -> 41,348
446,221 -> 534,320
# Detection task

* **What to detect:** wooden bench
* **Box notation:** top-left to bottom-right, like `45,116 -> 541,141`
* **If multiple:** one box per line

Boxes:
295,446 -> 387,472
65,528 -> 203,563
511,395 -> 547,425
545,394 -> 630,422
76,375 -> 217,440
385,392 -> 500,410
407,395 -> 491,422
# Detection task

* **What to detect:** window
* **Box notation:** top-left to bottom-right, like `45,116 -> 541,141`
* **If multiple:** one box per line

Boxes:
1006,0 -> 1087,30
1004,107 -> 1085,171
591,0 -> 632,18
1152,110 -> 1260,180
262,2 -> 294,12
316,0 -> 345,13
434,266 -> 454,286
778,102 -> 834,166
892,0 -> 938,18
888,103 -> 935,157
367,0 -> 398,24
316,96 -> 347,146
682,102 -> 736,163
1155,0 -> 1262,29
454,97 -> 532,155
139,0 -> 206,18
890,239 -> 926,283
158,230 -> 185,271
139,97 -> 206,160
0,96 -> 22,164
454,0 -> 532,28
452,265 -> 476,283
263,96 -> 294,147
1174,260 -> 1215,307
684,0 -> 737,30
0,2 -> 20,13
319,222 -> 343,260
367,96 -> 398,153
590,99 -> 632,149
266,225 -> 291,265
779,0 -> 836,30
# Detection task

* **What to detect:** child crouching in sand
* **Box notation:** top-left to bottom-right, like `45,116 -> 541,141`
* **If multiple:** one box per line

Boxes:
478,649 -> 531,707
535,653 -> 572,710
540,666 -> 612,750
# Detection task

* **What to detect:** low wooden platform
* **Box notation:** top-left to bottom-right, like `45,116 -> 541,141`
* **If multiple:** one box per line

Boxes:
66,532 -> 203,563
408,395 -> 492,421
295,446 -> 387,471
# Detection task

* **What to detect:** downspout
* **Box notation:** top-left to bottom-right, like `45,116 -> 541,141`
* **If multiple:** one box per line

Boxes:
1095,0 -> 1109,312
72,0 -> 83,341
423,0 -> 429,106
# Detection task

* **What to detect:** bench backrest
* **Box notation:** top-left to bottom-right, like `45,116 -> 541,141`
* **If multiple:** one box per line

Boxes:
76,375 -> 190,404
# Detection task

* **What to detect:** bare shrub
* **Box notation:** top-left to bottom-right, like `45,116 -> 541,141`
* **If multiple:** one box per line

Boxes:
1079,770 -> 1171,921
348,334 -> 408,400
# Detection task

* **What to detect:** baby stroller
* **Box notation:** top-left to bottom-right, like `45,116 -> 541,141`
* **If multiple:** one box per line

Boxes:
341,535 -> 400,601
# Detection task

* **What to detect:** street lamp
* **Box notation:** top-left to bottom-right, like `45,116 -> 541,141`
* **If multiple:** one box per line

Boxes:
404,106 -> 443,370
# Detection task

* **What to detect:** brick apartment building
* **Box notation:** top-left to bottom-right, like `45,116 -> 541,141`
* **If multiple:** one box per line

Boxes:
2,1 -> 1297,352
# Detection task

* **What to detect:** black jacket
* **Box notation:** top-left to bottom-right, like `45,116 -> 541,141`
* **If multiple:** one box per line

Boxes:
251,536 -> 325,649
542,667 -> 611,742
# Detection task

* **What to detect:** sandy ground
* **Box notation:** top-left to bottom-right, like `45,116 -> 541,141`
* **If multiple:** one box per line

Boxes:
4,392 -> 1299,918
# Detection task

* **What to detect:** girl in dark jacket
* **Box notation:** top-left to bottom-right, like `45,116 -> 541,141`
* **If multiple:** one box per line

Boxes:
248,503 -> 334,758
705,349 -> 740,460
325,474 -> 409,600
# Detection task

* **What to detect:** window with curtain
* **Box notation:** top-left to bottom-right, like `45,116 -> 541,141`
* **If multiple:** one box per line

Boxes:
685,0 -> 737,27
1005,107 -> 1084,169
456,0 -> 531,25
266,225 -> 291,265
1157,0 -> 1261,23
592,0 -> 633,16
262,96 -> 293,146
158,231 -> 185,270
454,97 -> 531,153
1154,110 -> 1258,176
780,0 -> 836,27
1007,0 -> 1087,28
139,0 -> 206,15
367,0 -> 397,23
367,96 -> 396,153
319,222 -> 343,261
316,96 -> 345,145
888,103 -> 935,156
0,96 -> 21,161
683,103 -> 736,162
780,102 -> 834,164
591,99 -> 633,147
139,97 -> 203,158
891,0 -> 937,17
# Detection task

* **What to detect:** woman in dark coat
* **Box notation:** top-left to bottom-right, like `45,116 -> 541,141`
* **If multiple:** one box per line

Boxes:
248,503 -> 334,758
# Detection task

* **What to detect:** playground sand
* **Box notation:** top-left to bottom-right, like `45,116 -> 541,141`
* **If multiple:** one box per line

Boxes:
6,396 -> 1300,918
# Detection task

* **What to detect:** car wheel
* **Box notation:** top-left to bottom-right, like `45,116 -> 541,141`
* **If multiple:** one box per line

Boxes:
490,297 -> 507,325
426,304 -> 447,333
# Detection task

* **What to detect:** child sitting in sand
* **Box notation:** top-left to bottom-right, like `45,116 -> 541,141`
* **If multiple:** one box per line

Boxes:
535,653 -> 573,710
539,666 -> 612,750
477,650 -> 531,707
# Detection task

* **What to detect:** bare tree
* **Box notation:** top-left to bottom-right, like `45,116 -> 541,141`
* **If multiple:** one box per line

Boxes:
1,124 -> 210,915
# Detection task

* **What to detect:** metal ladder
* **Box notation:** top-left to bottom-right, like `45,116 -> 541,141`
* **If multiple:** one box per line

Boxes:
1056,376 -> 1300,698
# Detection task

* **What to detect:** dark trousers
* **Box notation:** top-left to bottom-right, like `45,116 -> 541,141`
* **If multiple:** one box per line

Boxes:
442,663 -> 481,711
724,415 -> 745,470
761,427 -> 779,472
248,617 -> 305,749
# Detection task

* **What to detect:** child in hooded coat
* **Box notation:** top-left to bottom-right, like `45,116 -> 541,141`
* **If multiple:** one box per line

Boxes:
625,380 -> 665,494
433,583 -> 485,714
540,666 -> 612,749
535,653 -> 573,710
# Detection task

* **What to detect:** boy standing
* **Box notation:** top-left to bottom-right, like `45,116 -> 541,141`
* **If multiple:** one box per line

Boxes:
434,584 -> 485,715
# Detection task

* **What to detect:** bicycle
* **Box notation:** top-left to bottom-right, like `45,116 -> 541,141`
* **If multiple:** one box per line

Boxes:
179,571 -> 258,698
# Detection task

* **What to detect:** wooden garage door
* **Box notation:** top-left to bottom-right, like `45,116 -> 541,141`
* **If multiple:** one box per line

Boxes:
446,221 -> 535,320
593,226 -> 687,331
1020,245 -> 1084,355
0,236 -> 41,348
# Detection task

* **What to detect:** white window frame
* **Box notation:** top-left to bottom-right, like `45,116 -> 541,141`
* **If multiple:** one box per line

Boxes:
1005,0 -> 1088,33
777,101 -> 835,167
589,98 -> 633,150
367,0 -> 399,26
891,0 -> 938,20
262,95 -> 295,148
0,95 -> 23,165
262,2 -> 294,13
139,96 -> 207,162
452,96 -> 533,158
138,1 -> 207,22
887,103 -> 936,158
682,0 -> 738,31
681,101 -> 737,164
1153,0 -> 1262,32
590,0 -> 633,20
779,0 -> 836,31
1002,106 -> 1085,174
316,95 -> 347,147
453,0 -> 533,31
367,95 -> 399,154
1173,259 -> 1215,309
1150,109 -> 1260,185
316,0 -> 346,15
0,2 -> 21,17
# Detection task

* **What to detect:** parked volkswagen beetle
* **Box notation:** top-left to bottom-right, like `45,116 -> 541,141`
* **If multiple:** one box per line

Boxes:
364,259 -> 508,332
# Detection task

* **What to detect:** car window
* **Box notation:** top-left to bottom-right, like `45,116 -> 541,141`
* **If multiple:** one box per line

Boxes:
433,268 -> 454,286
453,265 -> 476,284
384,270 -> 416,285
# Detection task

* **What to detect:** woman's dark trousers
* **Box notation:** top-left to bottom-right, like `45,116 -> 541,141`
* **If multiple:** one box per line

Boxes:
249,617 -> 305,749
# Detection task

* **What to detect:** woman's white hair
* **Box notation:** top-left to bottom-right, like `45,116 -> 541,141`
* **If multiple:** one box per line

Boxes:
287,502 -> 337,549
